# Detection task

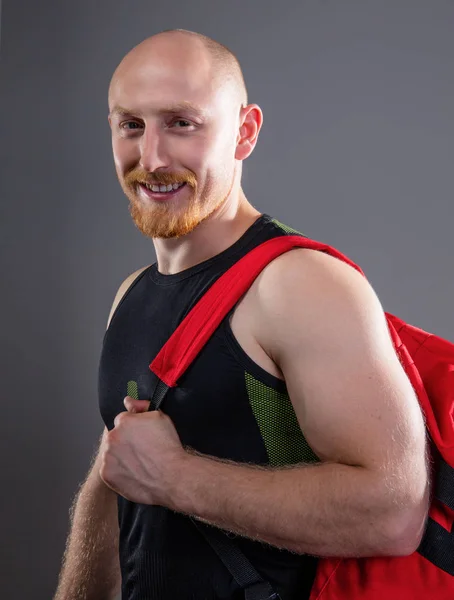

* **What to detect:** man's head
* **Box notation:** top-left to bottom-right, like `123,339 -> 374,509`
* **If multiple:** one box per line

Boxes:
108,29 -> 262,239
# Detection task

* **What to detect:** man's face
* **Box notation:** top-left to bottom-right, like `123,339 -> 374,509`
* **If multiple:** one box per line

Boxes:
109,44 -> 242,239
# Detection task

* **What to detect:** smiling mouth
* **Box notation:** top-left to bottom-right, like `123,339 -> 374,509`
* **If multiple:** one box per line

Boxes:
137,181 -> 188,202
142,181 -> 186,193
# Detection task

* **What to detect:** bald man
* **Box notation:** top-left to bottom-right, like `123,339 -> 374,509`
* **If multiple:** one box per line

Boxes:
54,30 -> 429,600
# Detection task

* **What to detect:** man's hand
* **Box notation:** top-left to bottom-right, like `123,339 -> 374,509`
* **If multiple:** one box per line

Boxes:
99,397 -> 187,506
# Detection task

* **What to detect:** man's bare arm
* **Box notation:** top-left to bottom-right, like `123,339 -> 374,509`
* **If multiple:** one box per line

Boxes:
54,430 -> 121,600
166,249 -> 429,557
55,265 -> 149,599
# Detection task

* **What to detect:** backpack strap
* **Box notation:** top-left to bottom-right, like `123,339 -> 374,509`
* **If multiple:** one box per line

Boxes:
436,458 -> 454,512
148,379 -> 281,600
149,234 -> 363,387
418,498 -> 454,575
192,521 -> 281,600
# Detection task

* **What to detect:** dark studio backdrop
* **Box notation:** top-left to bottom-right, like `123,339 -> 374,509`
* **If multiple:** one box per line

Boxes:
1,1 -> 453,598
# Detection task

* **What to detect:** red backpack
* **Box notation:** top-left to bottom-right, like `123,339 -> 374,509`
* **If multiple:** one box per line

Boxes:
149,235 -> 454,600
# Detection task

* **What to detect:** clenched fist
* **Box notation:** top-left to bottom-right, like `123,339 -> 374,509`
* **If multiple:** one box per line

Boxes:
100,397 -> 188,507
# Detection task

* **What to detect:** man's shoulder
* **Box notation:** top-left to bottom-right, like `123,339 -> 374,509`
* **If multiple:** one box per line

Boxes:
257,245 -> 369,306
106,265 -> 152,329
250,245 -> 384,348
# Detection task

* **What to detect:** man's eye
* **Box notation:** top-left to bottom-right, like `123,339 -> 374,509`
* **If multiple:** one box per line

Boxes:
172,119 -> 192,128
121,122 -> 143,131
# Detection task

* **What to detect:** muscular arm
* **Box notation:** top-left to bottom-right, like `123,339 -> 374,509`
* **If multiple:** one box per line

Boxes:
169,249 -> 429,557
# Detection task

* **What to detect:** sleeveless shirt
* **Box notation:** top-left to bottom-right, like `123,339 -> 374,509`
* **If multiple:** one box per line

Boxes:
98,214 -> 319,600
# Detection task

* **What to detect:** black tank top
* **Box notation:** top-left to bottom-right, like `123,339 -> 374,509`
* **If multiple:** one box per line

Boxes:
98,214 -> 319,600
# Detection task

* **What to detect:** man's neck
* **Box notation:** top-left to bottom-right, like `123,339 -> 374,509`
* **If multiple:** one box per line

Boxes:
152,194 -> 261,275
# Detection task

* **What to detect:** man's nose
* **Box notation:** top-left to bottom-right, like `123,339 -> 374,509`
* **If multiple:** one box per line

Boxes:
139,127 -> 170,172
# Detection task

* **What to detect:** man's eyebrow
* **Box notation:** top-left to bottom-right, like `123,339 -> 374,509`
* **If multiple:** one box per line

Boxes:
109,102 -> 207,118
110,106 -> 133,117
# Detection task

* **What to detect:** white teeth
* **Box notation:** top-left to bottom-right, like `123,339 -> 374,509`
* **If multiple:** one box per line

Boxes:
145,182 -> 185,193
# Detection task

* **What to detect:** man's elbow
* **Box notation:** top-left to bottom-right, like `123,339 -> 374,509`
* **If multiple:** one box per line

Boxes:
379,494 -> 429,557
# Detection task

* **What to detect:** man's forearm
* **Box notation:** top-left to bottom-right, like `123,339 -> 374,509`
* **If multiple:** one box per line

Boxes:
54,468 -> 121,600
169,453 -> 427,558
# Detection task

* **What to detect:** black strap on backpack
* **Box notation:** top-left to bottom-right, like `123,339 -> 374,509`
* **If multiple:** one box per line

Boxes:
150,382 -> 281,600
193,521 -> 281,600
417,456 -> 454,575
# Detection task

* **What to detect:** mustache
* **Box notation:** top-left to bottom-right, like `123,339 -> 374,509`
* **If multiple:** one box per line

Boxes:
124,168 -> 197,188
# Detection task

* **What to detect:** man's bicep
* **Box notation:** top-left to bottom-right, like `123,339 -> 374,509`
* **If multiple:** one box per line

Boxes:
284,319 -> 422,471
263,250 -> 426,474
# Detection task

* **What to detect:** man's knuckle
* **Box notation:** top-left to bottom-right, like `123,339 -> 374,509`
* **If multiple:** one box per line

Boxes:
114,411 -> 128,427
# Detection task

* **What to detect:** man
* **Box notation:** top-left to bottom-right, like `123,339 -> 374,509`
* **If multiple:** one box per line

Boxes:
54,29 -> 429,600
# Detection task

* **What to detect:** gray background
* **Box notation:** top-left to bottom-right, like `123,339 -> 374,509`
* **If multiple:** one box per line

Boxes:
1,1 -> 453,598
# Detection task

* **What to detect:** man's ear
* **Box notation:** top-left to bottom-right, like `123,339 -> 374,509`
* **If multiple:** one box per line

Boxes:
235,104 -> 263,161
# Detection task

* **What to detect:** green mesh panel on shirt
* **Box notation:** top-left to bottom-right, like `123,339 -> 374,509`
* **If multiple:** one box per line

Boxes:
272,219 -> 306,237
127,380 -> 139,400
245,372 -> 319,467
